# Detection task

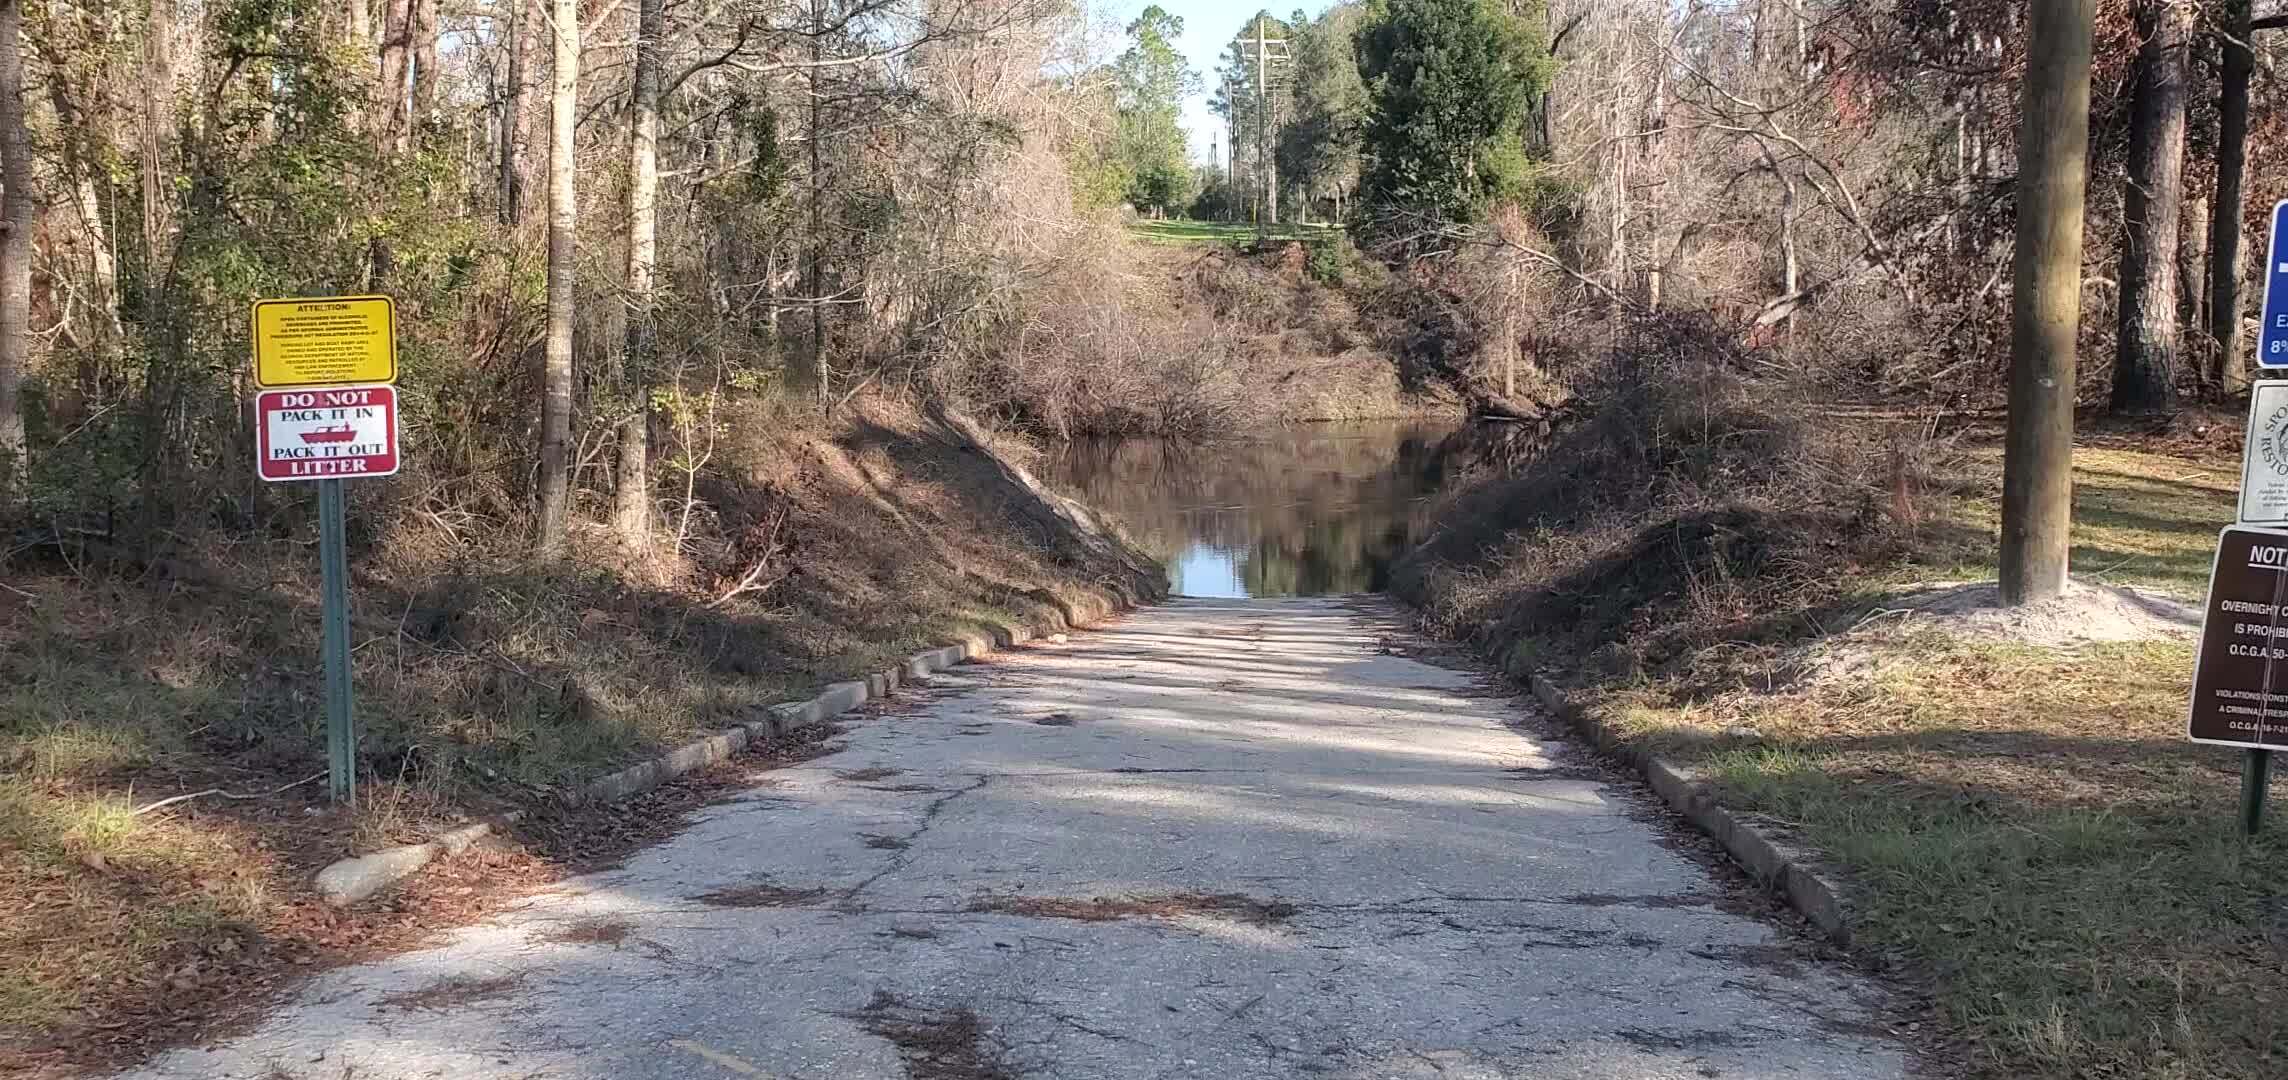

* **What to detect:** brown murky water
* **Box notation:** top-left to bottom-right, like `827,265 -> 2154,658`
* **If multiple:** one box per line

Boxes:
1039,422 -> 1461,598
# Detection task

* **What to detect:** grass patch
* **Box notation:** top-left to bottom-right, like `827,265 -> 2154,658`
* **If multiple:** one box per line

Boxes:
1910,446 -> 2233,597
1127,218 -> 1340,247
1582,447 -> 2286,1077
539,918 -> 637,947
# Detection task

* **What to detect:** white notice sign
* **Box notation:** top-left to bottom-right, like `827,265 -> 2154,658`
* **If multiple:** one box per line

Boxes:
2241,381 -> 2288,524
255,384 -> 401,482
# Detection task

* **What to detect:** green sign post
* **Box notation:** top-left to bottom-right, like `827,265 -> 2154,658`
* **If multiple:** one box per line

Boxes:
318,478 -> 356,802
2245,749 -> 2273,835
251,296 -> 401,803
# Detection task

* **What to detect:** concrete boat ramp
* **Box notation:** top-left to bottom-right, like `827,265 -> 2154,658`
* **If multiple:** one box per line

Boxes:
121,598 -> 1914,1080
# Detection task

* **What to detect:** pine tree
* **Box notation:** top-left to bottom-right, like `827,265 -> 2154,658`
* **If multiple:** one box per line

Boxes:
1355,0 -> 1552,220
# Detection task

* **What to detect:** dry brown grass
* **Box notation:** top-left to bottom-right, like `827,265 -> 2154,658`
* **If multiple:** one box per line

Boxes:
0,394 -> 1159,1066
1394,313 -> 1951,682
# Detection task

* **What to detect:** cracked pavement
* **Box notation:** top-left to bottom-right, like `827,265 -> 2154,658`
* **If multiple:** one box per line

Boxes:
120,597 -> 1915,1080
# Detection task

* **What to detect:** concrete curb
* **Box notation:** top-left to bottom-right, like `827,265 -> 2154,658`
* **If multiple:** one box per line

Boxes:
1527,674 -> 1854,944
314,819 -> 501,907
314,588 -> 1137,907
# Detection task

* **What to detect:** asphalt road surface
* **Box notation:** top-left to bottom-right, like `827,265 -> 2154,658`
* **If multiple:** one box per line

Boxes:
122,598 -> 1914,1080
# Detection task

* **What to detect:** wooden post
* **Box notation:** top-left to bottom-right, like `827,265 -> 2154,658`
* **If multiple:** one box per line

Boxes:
2000,0 -> 2094,606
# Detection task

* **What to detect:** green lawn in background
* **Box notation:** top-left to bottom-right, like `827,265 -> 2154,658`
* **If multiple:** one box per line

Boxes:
1127,219 -> 1341,246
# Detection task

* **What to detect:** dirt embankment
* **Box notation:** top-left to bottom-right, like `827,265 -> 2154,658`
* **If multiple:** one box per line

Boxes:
0,397 -> 1161,1073
1162,242 -> 1458,426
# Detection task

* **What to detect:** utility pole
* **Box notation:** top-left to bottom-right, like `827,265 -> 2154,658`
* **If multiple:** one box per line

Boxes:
2001,0 -> 2094,605
1256,16 -> 1270,240
1239,16 -> 1288,243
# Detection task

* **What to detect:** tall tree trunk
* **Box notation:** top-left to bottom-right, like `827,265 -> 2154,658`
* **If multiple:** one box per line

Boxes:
1760,143 -> 1799,343
0,0 -> 30,497
2210,0 -> 2253,391
140,0 -> 173,262
614,0 -> 661,545
408,0 -> 438,133
535,0 -> 576,555
808,0 -> 827,406
42,64 -> 121,359
2001,0 -> 2093,606
509,0 -> 540,225
70,176 -> 119,349
2110,0 -> 2187,414
1645,61 -> 1668,309
498,0 -> 526,223
1608,103 -> 1628,302
376,0 -> 414,151
2183,192 -> 2208,342
340,0 -> 372,134
135,0 -> 178,535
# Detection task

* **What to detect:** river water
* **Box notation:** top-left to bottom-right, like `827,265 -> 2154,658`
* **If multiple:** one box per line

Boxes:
1039,422 -> 1459,599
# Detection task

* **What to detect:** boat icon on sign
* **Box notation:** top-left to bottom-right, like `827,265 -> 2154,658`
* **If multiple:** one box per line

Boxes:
299,425 -> 358,445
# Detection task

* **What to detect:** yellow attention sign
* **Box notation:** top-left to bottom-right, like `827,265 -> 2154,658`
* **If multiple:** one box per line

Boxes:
252,295 -> 397,388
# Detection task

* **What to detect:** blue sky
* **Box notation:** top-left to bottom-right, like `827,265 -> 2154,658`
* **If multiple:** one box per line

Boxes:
1115,0 -> 1337,165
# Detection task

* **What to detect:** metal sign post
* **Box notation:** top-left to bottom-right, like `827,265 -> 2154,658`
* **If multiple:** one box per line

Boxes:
251,296 -> 400,803
318,479 -> 357,803
2246,744 -> 2269,830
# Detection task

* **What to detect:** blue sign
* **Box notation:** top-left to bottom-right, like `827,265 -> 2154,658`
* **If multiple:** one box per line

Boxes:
2261,201 -> 2288,368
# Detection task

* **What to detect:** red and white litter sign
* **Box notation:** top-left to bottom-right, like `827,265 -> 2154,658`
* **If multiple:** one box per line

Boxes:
256,384 -> 400,482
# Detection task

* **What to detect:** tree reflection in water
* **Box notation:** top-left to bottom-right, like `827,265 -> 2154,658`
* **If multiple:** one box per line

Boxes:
1041,423 -> 1457,598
